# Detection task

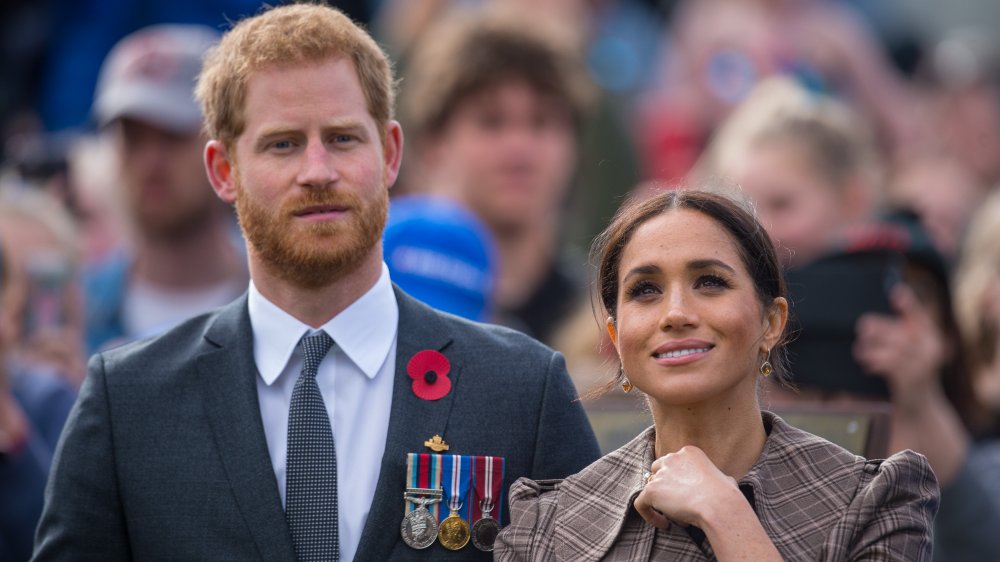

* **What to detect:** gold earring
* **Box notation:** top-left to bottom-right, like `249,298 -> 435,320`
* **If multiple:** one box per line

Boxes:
760,348 -> 773,377
620,365 -> 633,393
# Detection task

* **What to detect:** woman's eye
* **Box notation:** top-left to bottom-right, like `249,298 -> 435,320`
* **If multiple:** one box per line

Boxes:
696,275 -> 730,289
626,281 -> 659,298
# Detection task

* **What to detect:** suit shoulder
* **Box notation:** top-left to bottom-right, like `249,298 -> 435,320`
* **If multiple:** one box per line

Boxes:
95,310 -> 220,375
435,310 -> 557,359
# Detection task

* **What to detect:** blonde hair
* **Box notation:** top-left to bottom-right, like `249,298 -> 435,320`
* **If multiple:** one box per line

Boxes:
696,77 -> 883,194
0,187 -> 81,266
196,3 -> 396,149
954,190 -> 1000,378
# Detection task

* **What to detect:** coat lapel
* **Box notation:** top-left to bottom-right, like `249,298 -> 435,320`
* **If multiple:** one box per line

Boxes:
355,288 -> 458,559
549,428 -> 654,562
199,296 -> 297,561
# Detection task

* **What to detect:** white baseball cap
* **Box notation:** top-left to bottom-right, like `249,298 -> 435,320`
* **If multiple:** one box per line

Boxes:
93,24 -> 220,133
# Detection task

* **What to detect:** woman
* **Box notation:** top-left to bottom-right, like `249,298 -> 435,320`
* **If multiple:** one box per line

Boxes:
495,189 -> 937,561
694,77 -> 881,268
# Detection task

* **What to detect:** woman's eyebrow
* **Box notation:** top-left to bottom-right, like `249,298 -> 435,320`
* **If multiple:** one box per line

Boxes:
688,259 -> 736,274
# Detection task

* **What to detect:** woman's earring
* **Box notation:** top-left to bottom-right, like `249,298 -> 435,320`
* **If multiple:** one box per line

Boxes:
620,365 -> 633,392
760,348 -> 773,377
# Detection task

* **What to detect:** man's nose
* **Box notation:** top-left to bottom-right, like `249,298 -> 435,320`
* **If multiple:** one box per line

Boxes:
297,140 -> 338,188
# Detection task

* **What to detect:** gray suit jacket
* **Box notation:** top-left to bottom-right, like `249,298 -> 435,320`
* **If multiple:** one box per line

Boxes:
33,287 -> 599,561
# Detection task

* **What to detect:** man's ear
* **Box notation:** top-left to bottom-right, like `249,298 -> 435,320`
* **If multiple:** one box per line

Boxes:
382,120 -> 404,190
205,140 -> 237,204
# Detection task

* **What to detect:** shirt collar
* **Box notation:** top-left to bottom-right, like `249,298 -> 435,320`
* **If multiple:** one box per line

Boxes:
248,263 -> 398,385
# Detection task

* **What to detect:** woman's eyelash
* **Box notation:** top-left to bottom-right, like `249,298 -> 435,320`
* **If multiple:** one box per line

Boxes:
625,280 -> 658,298
698,274 -> 731,288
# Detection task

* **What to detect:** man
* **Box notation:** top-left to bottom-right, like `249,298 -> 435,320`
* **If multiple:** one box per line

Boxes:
402,11 -> 589,345
34,5 -> 599,561
84,24 -> 248,353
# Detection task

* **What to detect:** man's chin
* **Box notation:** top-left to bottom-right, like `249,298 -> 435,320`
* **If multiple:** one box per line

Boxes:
250,235 -> 377,290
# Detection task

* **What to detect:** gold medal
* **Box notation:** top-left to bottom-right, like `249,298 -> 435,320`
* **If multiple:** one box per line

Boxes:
438,509 -> 471,550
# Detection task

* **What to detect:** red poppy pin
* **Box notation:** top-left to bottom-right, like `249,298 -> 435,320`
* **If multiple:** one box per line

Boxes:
407,350 -> 452,401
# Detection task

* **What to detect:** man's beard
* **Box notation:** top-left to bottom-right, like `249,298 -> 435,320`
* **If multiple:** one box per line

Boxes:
234,178 -> 388,290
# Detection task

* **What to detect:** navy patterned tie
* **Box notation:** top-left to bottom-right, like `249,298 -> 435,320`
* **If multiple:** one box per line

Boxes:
285,331 -> 339,561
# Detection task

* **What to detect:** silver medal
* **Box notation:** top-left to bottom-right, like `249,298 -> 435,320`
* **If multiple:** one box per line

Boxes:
401,505 -> 439,549
401,488 -> 443,550
471,515 -> 500,552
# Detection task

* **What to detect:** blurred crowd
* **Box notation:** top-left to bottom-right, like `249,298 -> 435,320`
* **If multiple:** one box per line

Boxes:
3,0 -> 1000,560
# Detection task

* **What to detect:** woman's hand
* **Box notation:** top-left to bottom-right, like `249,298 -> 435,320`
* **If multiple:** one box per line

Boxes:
635,445 -> 784,561
634,445 -> 740,529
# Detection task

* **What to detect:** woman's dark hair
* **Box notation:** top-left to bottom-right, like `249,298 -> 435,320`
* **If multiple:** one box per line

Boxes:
591,188 -> 789,382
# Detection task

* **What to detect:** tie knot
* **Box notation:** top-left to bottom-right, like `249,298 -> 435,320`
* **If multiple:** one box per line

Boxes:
300,331 -> 334,377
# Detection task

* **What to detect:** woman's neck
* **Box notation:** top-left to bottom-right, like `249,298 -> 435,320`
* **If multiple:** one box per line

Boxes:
651,396 -> 767,480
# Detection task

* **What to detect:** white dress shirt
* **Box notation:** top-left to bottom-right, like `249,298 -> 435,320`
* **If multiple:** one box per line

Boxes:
249,264 -> 398,562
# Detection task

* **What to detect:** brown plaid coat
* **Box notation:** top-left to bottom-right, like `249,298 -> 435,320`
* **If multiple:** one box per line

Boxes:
496,412 -> 938,561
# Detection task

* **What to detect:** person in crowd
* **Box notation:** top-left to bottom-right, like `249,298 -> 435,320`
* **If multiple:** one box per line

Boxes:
832,213 -> 1000,562
636,0 -> 919,183
696,77 -> 882,268
941,190 -> 1000,561
496,188 -> 937,560
33,5 -> 599,561
84,24 -> 247,353
886,153 -> 987,261
0,232 -> 76,562
956,190 -> 1000,413
0,189 -> 86,386
383,195 -> 497,322
400,9 -> 589,345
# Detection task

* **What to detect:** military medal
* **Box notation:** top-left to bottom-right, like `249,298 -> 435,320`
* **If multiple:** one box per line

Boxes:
471,514 -> 500,552
471,455 -> 504,552
438,454 -> 472,550
401,488 -> 442,549
402,454 -> 445,550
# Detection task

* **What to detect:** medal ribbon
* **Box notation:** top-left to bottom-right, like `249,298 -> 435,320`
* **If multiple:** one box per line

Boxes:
472,456 -> 506,525
406,453 -> 443,519
440,454 -> 472,523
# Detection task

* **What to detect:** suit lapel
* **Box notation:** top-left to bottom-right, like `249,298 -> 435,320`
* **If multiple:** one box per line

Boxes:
200,296 -> 297,561
356,288 -> 458,559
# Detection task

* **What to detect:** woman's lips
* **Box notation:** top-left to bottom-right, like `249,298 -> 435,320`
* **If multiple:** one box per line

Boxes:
651,339 -> 714,366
